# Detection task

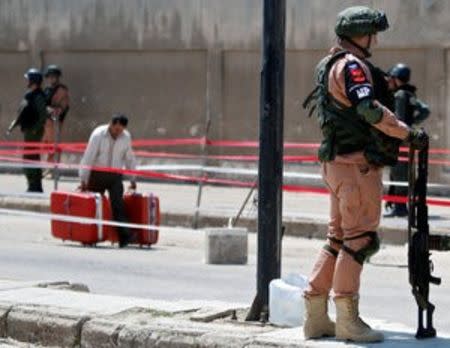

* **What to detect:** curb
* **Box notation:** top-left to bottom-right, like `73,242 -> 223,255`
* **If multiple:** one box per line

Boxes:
1,196 -> 446,245
0,285 -> 305,348
0,281 -> 448,347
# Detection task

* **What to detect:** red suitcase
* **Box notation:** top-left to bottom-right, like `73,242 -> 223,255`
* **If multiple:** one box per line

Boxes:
108,192 -> 160,246
51,191 -> 114,245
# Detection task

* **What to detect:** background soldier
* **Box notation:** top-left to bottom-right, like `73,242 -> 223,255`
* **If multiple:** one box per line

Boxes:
42,64 -> 70,176
384,63 -> 430,217
302,6 -> 428,343
7,69 -> 49,192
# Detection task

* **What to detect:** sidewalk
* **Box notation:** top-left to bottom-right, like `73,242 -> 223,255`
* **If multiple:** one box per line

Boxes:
1,279 -> 449,348
1,174 -> 450,244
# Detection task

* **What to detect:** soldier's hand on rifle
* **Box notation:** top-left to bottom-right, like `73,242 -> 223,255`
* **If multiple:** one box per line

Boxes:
408,128 -> 429,150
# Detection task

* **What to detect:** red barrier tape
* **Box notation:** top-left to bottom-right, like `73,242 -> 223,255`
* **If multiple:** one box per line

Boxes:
5,148 -> 450,166
0,149 -> 53,156
2,138 -> 450,166
2,137 -> 450,153
1,155 -> 450,208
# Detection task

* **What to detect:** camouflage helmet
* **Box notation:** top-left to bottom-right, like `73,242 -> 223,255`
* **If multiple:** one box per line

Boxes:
44,64 -> 62,77
335,6 -> 389,37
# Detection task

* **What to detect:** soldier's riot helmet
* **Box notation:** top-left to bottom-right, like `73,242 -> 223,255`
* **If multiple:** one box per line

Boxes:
44,64 -> 62,77
24,68 -> 43,85
389,63 -> 411,83
335,6 -> 389,38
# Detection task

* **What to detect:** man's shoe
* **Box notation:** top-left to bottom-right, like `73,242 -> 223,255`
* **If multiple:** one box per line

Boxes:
118,231 -> 137,248
118,240 -> 129,248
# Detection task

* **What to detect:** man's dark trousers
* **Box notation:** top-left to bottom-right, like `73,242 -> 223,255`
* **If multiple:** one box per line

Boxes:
87,171 -> 131,245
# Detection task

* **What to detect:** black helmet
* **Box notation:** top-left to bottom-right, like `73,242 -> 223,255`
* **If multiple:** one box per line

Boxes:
24,68 -> 43,85
389,63 -> 411,83
44,64 -> 62,77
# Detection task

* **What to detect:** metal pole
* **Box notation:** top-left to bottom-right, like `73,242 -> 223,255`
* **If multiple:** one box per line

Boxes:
228,178 -> 257,228
192,119 -> 211,229
53,116 -> 60,191
247,0 -> 286,322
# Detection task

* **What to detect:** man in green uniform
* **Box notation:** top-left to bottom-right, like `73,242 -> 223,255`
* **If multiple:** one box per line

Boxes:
7,69 -> 49,192
302,6 -> 428,343
384,63 -> 430,217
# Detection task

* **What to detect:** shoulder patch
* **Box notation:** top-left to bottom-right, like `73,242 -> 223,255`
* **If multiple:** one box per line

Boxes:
344,60 -> 373,105
346,61 -> 368,83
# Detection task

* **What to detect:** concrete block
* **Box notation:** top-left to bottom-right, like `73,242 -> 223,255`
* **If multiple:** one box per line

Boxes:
205,228 -> 248,265
0,305 -> 12,337
7,305 -> 90,348
190,308 -> 236,323
81,318 -> 123,348
38,281 -> 90,293
117,319 -> 208,348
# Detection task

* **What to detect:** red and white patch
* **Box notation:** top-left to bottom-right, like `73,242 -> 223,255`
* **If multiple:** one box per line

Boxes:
348,63 -> 367,83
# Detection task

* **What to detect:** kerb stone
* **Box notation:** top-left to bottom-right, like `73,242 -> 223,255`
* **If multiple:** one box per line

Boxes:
6,305 -> 90,347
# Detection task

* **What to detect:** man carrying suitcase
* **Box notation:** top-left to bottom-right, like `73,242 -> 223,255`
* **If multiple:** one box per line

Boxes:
79,114 -> 137,248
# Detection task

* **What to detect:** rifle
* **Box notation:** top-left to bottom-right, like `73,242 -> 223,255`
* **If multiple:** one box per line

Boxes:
6,98 -> 30,136
6,117 -> 21,135
407,140 -> 450,339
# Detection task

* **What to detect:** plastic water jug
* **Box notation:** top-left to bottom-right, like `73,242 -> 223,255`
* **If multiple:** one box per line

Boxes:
269,273 -> 308,327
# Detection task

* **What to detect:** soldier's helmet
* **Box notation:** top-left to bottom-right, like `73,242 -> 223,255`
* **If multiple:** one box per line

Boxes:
24,68 -> 43,85
44,64 -> 62,77
389,63 -> 411,83
335,6 -> 389,38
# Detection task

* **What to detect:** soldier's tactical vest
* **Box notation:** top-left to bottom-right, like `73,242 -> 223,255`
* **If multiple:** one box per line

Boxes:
394,85 -> 417,126
17,89 -> 46,131
44,84 -> 69,122
303,50 -> 401,167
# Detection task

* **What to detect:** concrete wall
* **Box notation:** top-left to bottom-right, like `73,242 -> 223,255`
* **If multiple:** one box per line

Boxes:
0,0 -> 449,177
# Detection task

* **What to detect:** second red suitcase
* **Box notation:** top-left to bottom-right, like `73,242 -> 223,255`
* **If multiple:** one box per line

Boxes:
51,191 -> 114,245
108,192 -> 160,246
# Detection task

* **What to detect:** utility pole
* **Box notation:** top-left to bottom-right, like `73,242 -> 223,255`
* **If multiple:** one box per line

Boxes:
246,0 -> 286,322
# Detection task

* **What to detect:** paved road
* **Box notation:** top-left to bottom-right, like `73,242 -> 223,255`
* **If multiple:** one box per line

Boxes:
1,214 -> 450,335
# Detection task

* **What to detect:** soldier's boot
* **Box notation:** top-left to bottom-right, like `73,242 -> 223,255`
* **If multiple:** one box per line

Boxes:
393,203 -> 408,217
27,182 -> 43,193
334,296 -> 384,343
384,203 -> 408,218
303,295 -> 335,339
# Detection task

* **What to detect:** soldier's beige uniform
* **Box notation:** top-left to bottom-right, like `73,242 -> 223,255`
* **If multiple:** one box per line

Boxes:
41,85 -> 69,145
305,41 -> 410,298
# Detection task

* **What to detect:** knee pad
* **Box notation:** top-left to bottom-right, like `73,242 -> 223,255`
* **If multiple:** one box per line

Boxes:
322,236 -> 343,258
342,232 -> 380,265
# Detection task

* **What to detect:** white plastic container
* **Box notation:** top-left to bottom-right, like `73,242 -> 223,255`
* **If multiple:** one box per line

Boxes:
269,273 -> 308,327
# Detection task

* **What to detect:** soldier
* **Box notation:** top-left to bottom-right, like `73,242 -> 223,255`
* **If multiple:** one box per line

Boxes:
384,63 -> 430,217
42,64 -> 70,176
7,69 -> 49,192
302,6 -> 428,343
